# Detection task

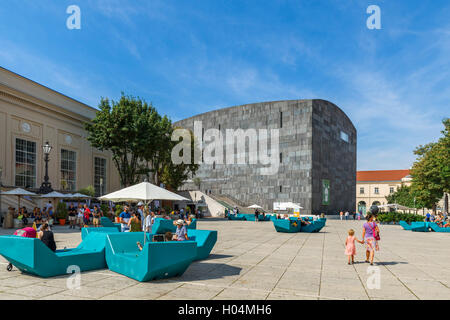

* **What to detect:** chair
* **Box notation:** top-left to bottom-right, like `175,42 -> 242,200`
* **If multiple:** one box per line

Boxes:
105,232 -> 197,282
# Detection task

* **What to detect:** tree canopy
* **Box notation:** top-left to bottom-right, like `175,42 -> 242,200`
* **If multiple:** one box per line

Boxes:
410,118 -> 450,211
85,93 -> 198,189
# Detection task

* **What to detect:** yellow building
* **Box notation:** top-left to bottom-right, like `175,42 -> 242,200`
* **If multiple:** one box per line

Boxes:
0,67 -> 121,212
356,170 -> 411,214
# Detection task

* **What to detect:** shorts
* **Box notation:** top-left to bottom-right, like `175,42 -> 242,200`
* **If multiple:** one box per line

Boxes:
69,216 -> 76,221
83,218 -> 90,225
93,218 -> 99,225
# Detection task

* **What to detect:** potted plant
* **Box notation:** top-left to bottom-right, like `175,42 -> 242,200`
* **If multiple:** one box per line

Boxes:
56,202 -> 68,226
114,204 -> 123,223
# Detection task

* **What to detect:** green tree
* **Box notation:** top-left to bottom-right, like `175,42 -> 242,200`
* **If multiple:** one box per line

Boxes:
410,118 -> 450,212
85,93 -> 199,190
385,185 -> 424,210
85,94 -> 167,187
78,185 -> 95,198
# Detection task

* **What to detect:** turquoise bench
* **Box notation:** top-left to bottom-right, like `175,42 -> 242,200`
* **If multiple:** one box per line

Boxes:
257,214 -> 272,221
105,232 -> 197,282
300,220 -> 326,233
272,219 -> 301,233
0,233 -> 108,278
185,229 -> 217,260
152,218 -> 176,234
78,227 -> 216,261
100,217 -> 121,232
411,222 -> 431,232
228,214 -> 246,221
81,227 -> 120,240
430,223 -> 450,233
399,220 -> 413,230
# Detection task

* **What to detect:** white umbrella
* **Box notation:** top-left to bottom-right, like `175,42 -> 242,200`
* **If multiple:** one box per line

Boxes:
247,204 -> 263,209
40,191 -> 69,198
1,188 -> 37,210
284,202 -> 303,209
99,182 -> 189,245
70,193 -> 91,199
99,182 -> 188,202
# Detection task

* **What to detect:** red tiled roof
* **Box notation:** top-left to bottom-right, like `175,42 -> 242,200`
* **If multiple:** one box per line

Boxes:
357,170 -> 410,182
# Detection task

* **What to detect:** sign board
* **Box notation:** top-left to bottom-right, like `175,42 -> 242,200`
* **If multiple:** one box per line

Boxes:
322,179 -> 330,205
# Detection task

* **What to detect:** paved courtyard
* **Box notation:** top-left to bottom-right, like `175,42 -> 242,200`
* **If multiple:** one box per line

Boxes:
0,218 -> 450,300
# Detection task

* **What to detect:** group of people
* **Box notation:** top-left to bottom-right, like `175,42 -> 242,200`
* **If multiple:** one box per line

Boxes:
11,201 -> 55,229
67,204 -> 104,229
118,202 -> 194,242
425,211 -> 449,227
340,210 -> 362,221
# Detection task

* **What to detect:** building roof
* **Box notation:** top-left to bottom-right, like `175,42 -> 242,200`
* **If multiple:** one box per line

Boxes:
357,170 -> 411,182
0,66 -> 96,120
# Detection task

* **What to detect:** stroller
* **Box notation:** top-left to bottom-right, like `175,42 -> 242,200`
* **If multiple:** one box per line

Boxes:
6,227 -> 37,272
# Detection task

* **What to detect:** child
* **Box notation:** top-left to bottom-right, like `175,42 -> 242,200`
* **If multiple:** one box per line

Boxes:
345,229 -> 363,265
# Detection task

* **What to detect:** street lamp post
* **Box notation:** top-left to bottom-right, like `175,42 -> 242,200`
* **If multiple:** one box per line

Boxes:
38,141 -> 54,194
99,178 -> 103,204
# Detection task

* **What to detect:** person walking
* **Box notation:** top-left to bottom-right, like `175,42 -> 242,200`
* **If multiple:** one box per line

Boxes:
362,213 -> 380,265
345,229 -> 364,265
340,211 -> 343,221
344,211 -> 349,221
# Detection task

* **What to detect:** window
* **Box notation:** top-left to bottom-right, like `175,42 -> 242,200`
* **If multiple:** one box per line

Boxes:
374,187 -> 379,194
60,149 -> 77,191
390,187 -> 395,194
15,138 -> 36,188
212,161 -> 216,170
94,157 -> 107,196
280,111 -> 283,128
340,131 -> 349,143
280,152 -> 283,163
360,187 -> 365,194
279,185 -> 282,193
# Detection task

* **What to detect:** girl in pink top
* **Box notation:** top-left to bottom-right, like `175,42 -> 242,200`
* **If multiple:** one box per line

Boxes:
345,229 -> 363,265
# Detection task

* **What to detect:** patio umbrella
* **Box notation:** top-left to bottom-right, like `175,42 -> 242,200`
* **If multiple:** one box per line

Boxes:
69,193 -> 92,207
1,188 -> 37,211
99,182 -> 189,245
247,204 -> 263,209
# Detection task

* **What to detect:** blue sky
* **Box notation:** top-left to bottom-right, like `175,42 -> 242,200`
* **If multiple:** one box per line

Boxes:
0,0 -> 448,170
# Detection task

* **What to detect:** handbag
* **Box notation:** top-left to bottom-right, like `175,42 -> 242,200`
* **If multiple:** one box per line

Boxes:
370,222 -> 380,241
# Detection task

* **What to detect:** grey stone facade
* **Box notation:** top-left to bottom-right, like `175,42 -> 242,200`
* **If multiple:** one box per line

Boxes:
174,99 -> 356,215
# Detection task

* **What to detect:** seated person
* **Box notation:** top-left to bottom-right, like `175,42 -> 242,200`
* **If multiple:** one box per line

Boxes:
165,231 -> 173,241
173,220 -> 189,241
298,217 -> 311,226
38,223 -> 56,252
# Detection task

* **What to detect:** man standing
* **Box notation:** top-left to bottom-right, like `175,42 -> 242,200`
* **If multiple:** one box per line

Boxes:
344,211 -> 349,221
119,206 -> 131,232
145,211 -> 155,234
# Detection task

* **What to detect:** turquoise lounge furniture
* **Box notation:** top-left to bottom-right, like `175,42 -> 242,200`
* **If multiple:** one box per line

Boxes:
186,229 -> 217,260
258,214 -> 271,221
411,222 -> 431,232
299,219 -> 326,233
152,218 -> 176,234
430,223 -> 450,233
399,220 -> 413,230
81,226 -> 120,240
273,219 -> 301,233
0,233 -> 108,278
187,219 -> 197,229
228,214 -> 246,221
105,232 -> 197,282
100,217 -> 121,232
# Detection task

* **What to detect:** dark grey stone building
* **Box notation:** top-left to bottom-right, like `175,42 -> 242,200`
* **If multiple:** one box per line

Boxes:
174,99 -> 356,215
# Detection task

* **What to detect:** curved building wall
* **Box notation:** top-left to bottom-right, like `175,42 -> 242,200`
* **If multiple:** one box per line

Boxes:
174,99 -> 356,215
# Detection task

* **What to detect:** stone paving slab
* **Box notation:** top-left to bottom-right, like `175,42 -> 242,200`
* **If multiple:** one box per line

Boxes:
1,219 -> 450,300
